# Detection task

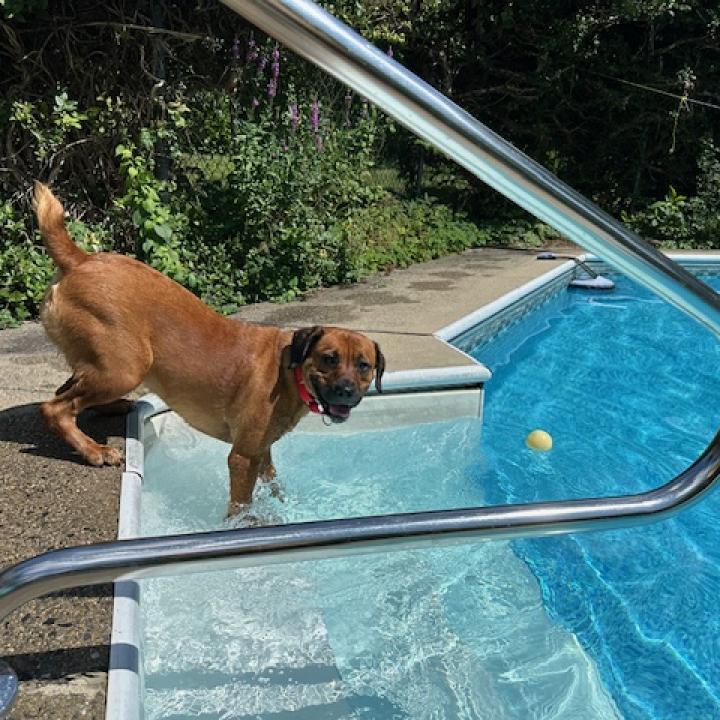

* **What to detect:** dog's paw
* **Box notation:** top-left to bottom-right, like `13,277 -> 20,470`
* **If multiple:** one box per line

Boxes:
225,501 -> 247,520
267,481 -> 285,502
225,503 -> 264,527
86,444 -> 124,467
102,445 -> 124,466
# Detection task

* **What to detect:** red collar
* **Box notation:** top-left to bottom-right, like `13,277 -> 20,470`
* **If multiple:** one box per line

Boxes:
294,367 -> 324,414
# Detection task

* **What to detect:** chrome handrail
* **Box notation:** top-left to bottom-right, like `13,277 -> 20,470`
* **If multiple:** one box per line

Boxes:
1,427 -> 720,628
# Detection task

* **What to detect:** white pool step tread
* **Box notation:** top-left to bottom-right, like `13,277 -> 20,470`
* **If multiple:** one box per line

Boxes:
312,543 -> 620,720
141,565 -> 358,719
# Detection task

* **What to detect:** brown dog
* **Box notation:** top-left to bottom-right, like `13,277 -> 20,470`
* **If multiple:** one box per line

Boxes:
33,183 -> 384,514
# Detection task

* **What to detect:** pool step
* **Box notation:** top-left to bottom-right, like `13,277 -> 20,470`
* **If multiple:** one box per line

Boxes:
310,543 -> 621,720
153,696 -> 398,720
139,413 -> 620,719
141,564 -> 361,719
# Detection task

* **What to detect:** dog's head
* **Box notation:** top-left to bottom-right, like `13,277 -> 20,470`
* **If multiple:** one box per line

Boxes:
289,325 -> 385,424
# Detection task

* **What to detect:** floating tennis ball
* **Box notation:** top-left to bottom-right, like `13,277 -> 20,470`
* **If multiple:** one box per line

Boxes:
526,429 -> 553,452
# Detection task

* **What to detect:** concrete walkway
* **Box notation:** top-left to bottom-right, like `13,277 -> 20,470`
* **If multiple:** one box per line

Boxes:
234,247 -> 567,369
0,246 -> 567,719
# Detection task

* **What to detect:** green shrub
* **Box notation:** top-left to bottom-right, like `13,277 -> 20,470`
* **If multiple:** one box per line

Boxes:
329,196 -> 489,282
169,91 -> 386,304
482,218 -> 560,249
0,202 -> 53,327
623,140 -> 720,249
0,0 -> 46,18
0,201 -> 116,328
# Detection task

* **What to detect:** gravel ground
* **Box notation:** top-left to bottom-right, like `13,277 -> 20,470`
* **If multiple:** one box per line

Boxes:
0,324 -> 124,719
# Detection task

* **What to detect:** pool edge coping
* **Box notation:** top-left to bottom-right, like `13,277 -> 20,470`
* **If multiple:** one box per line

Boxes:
435,259 -> 577,342
434,251 -> 720,346
106,394 -> 167,720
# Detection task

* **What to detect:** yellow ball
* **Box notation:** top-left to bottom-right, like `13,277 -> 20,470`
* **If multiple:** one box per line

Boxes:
526,429 -> 553,452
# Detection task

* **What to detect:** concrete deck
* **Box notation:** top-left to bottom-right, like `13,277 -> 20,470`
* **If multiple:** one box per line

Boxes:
234,247 -> 568,369
0,246 -> 568,718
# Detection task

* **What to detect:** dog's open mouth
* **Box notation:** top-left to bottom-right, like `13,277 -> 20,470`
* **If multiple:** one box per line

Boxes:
324,403 -> 352,423
310,377 -> 358,424
310,381 -> 354,423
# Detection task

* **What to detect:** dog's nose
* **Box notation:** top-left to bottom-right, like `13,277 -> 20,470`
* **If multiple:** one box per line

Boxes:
331,379 -> 357,400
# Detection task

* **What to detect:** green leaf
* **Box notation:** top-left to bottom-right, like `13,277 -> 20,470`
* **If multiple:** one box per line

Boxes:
153,224 -> 172,241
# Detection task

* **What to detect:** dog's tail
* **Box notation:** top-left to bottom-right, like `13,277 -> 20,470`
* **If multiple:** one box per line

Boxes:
32,182 -> 88,274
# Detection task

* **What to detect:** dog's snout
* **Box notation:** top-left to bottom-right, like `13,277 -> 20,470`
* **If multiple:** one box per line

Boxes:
332,378 -> 357,400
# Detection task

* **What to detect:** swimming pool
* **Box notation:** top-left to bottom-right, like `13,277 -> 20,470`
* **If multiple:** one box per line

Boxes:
113,259 -> 720,719
134,401 -> 621,719
452,260 -> 720,719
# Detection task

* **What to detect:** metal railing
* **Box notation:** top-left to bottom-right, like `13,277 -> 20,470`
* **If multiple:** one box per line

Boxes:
0,427 -> 719,625
2,0 -> 720,715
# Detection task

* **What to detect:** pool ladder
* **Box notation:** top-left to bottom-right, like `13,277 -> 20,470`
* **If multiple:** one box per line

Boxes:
3,0 -> 720,714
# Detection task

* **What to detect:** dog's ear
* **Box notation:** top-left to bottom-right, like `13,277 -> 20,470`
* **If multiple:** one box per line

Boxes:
373,342 -> 386,393
289,326 -> 324,368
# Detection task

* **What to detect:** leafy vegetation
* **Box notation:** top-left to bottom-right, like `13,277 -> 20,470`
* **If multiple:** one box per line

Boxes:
0,0 -> 718,326
329,197 -> 491,282
623,140 -> 720,248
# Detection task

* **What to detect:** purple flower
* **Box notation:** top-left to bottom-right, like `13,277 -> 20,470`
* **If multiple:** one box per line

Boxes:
246,35 -> 258,63
267,77 -> 277,98
289,103 -> 299,132
257,55 -> 267,74
310,99 -> 320,132
387,46 -> 394,58
314,134 -> 324,153
251,97 -> 260,108
271,45 -> 280,79
232,37 -> 241,61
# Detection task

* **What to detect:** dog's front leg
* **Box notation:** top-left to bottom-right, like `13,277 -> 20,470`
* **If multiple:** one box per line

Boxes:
258,450 -> 276,481
259,450 -> 284,501
226,447 -> 262,517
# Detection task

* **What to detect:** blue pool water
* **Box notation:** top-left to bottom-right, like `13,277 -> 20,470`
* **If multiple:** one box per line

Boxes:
138,268 -> 720,719
465,272 -> 720,720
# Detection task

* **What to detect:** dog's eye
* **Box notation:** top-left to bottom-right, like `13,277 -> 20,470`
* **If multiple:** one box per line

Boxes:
323,353 -> 339,367
357,360 -> 371,373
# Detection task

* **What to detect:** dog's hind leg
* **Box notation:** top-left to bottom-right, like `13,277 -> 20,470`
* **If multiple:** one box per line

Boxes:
41,363 -> 147,466
56,376 -> 135,416
55,375 -> 78,396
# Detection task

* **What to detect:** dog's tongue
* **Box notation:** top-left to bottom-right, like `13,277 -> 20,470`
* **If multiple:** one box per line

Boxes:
327,404 -> 351,418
